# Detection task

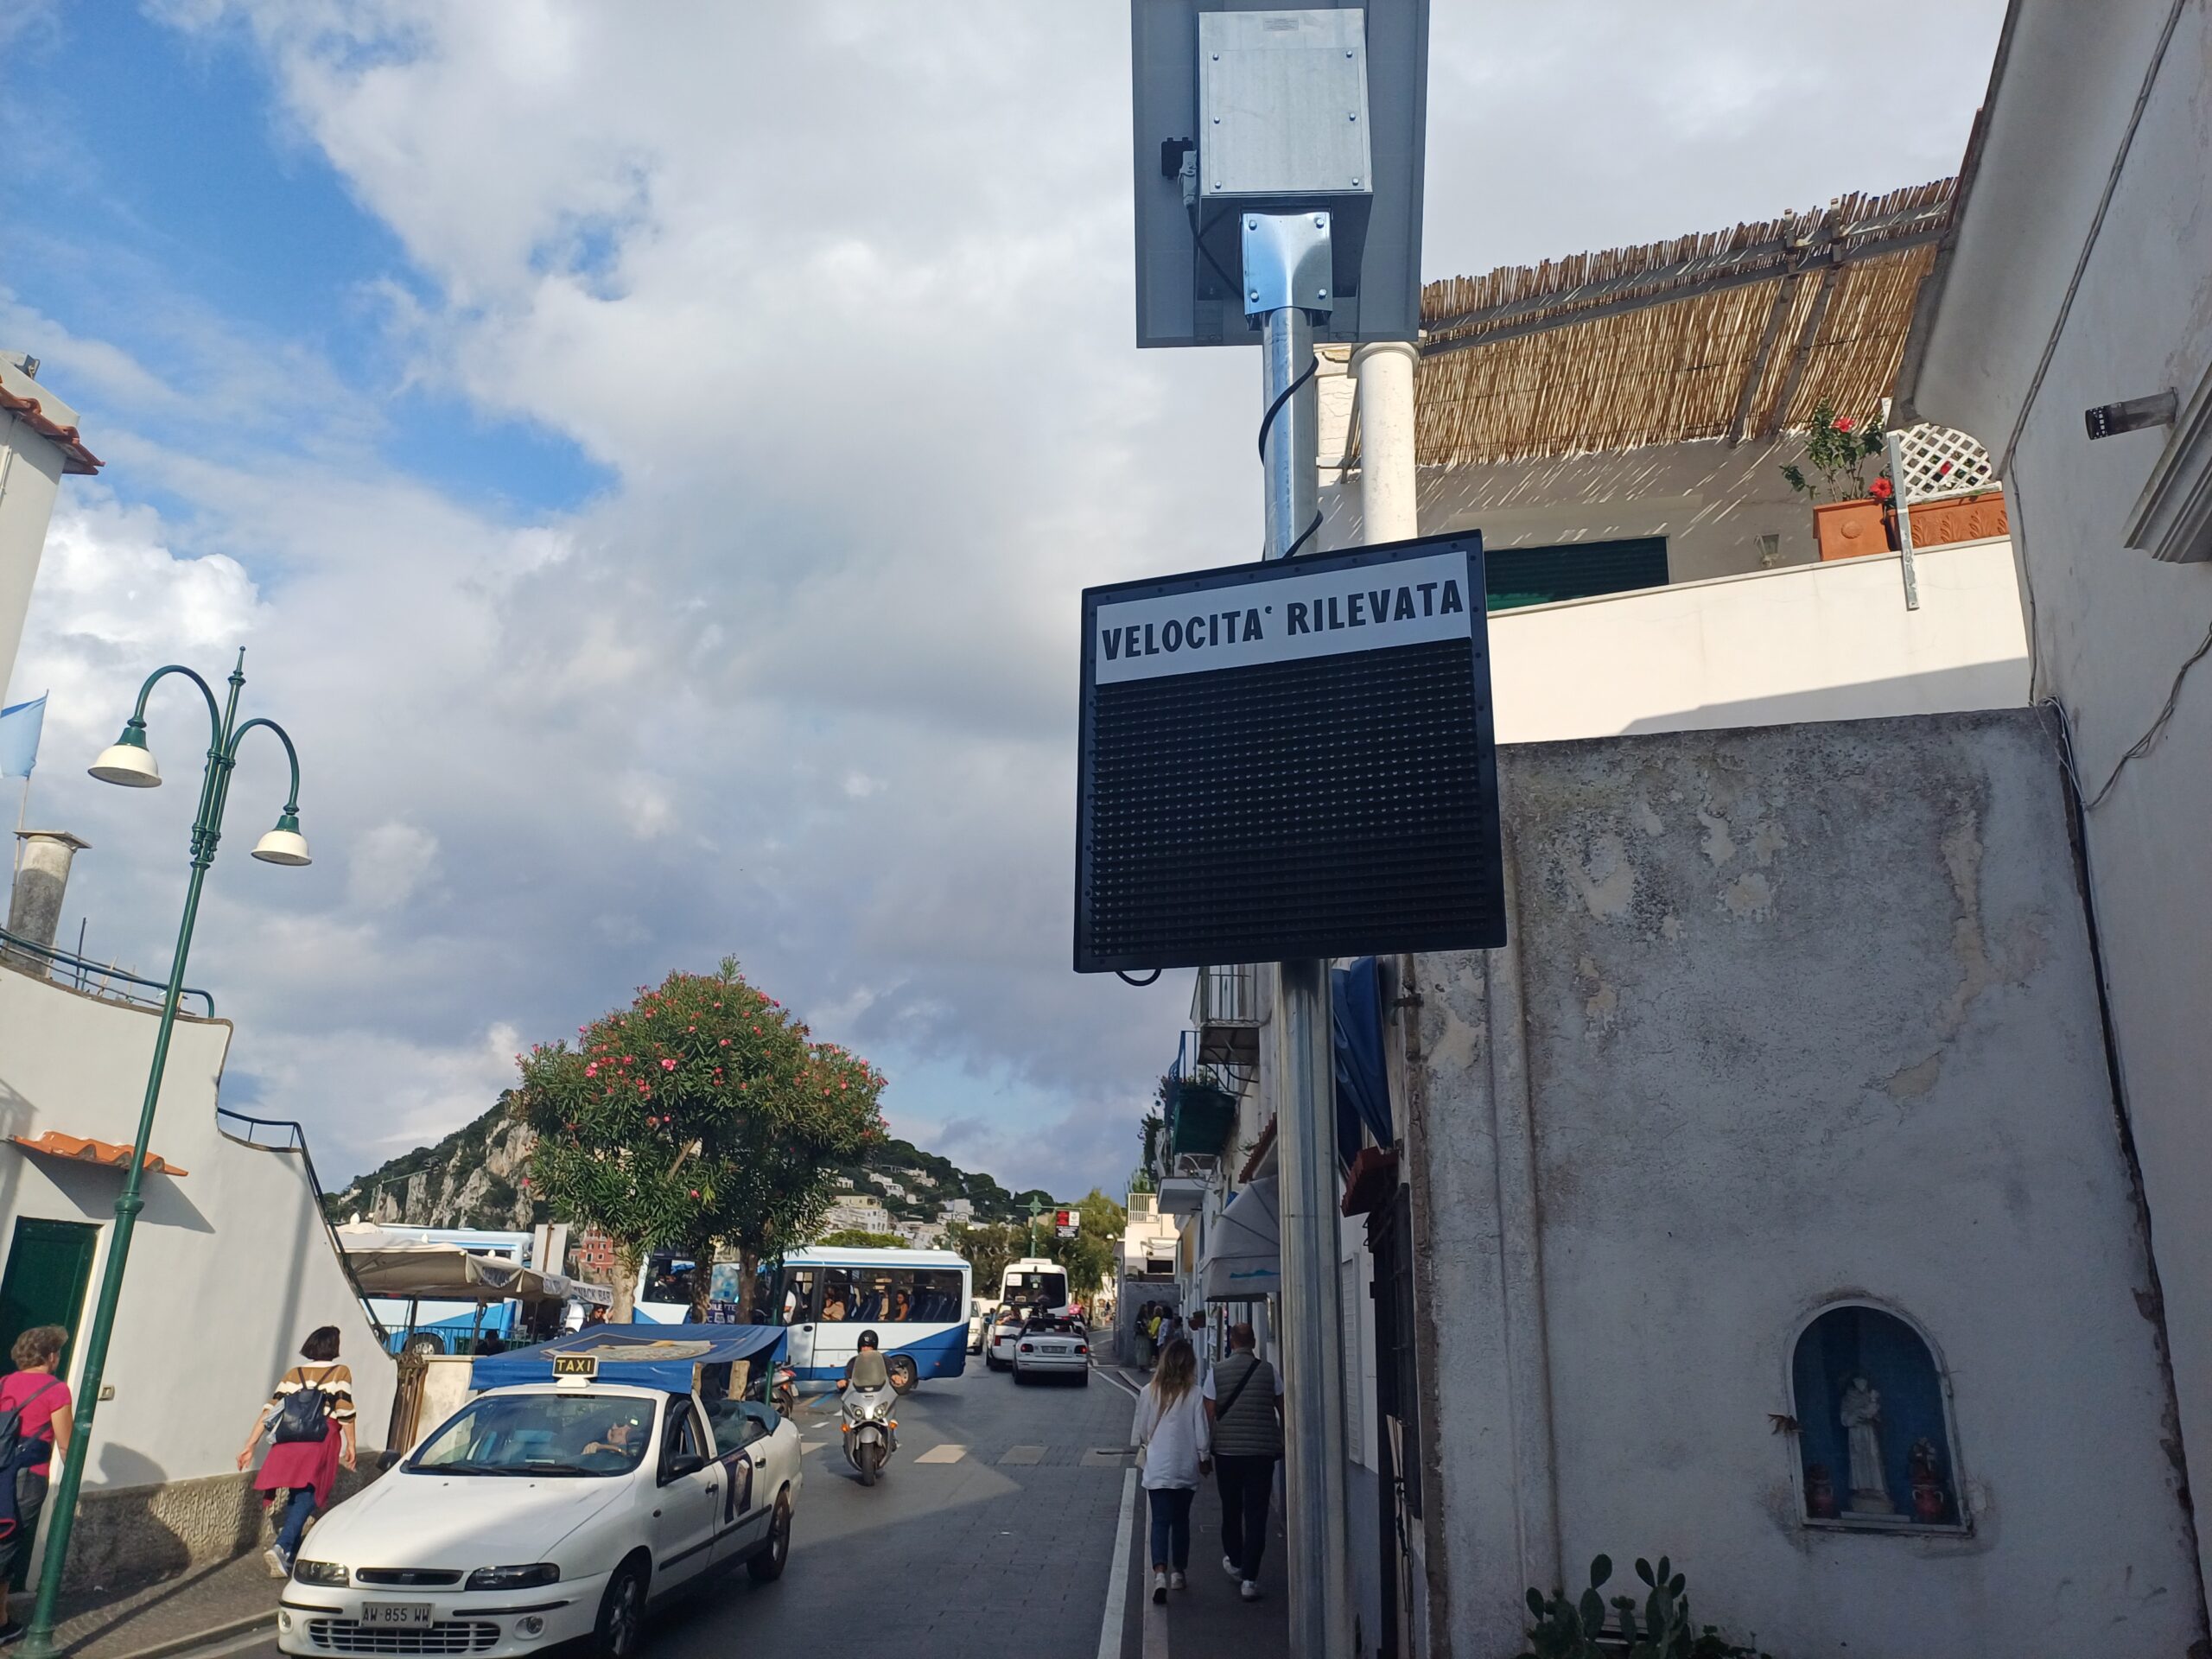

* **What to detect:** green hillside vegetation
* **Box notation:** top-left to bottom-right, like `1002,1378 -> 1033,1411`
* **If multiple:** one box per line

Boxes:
328,1103 -> 1059,1233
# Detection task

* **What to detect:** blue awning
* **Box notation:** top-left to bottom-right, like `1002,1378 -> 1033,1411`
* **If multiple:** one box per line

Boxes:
1332,957 -> 1392,1168
469,1323 -> 787,1394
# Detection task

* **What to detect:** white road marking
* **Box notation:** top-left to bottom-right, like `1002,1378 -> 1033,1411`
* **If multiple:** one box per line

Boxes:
1096,1465 -> 1140,1659
914,1443 -> 968,1464
1101,1367 -> 1142,1400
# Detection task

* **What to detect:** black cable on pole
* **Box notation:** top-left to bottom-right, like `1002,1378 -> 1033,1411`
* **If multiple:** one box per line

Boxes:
1116,969 -> 1163,988
1256,352 -> 1320,462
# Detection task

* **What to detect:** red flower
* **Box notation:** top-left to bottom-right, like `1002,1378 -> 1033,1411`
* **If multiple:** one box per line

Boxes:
1833,416 -> 1854,432
661,1058 -> 677,1071
1870,476 -> 1894,501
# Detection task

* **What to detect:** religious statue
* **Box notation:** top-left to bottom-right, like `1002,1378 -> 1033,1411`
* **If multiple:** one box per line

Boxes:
1909,1437 -> 1949,1523
1839,1376 -> 1895,1515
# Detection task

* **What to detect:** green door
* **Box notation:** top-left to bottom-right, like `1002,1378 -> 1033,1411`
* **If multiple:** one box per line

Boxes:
0,1217 -> 98,1381
0,1217 -> 97,1590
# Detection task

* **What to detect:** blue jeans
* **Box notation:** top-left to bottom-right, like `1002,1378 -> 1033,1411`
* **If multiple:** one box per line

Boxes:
274,1488 -> 318,1558
1147,1486 -> 1195,1570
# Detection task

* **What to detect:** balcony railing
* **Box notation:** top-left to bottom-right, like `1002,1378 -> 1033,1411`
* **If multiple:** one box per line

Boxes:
1191,964 -> 1260,1067
0,925 -> 214,1017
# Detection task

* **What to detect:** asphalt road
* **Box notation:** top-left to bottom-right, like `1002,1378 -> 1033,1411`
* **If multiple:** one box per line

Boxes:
225,1357 -> 1144,1659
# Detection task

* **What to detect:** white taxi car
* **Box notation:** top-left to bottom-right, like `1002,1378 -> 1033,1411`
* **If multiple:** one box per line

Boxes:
278,1376 -> 800,1659
1011,1316 -> 1090,1386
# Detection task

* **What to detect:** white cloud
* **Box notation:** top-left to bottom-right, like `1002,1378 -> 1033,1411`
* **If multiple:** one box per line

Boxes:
346,821 -> 439,912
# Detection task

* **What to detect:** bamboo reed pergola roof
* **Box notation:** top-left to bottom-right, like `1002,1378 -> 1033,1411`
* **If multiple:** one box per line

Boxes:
1407,179 -> 1955,467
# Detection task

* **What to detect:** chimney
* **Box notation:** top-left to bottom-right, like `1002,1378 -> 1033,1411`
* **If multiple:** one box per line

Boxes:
8,830 -> 89,955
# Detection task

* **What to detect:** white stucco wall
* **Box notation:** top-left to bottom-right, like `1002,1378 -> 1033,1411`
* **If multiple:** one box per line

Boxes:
1489,537 -> 2027,742
0,364 -> 70,707
1902,0 -> 2212,1602
1320,431 -> 1832,582
0,961 -> 394,1507
1407,711 -> 2201,1659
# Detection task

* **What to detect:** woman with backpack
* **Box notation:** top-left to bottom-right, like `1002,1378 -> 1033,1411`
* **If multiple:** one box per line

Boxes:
0,1325 -> 75,1644
237,1325 -> 356,1578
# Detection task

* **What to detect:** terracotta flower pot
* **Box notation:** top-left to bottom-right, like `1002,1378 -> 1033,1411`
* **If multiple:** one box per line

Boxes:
1814,498 -> 1893,561
1903,488 -> 2008,548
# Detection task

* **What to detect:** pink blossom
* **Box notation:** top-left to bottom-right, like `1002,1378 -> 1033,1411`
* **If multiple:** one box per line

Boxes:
661,1058 -> 677,1071
586,1063 -> 599,1077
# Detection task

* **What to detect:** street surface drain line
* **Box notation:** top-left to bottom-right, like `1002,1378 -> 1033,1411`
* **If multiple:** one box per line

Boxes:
1096,1465 -> 1139,1659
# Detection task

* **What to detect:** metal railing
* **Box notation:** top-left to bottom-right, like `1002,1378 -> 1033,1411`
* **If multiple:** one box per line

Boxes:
217,1106 -> 389,1344
0,925 -> 214,1017
1191,963 -> 1259,1029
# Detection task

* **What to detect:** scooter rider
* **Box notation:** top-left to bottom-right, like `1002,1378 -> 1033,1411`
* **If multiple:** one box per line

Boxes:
840,1330 -> 891,1393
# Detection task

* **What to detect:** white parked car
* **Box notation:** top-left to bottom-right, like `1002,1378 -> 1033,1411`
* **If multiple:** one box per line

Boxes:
278,1378 -> 802,1659
966,1300 -> 992,1354
1011,1316 -> 1090,1386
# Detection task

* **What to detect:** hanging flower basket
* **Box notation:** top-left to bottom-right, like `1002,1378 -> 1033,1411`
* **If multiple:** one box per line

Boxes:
1166,1077 -> 1237,1157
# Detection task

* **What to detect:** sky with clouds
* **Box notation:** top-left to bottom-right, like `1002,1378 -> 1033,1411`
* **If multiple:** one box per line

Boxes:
0,0 -> 2005,1197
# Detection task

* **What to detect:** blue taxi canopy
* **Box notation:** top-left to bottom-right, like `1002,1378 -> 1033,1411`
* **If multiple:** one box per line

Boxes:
470,1323 -> 788,1394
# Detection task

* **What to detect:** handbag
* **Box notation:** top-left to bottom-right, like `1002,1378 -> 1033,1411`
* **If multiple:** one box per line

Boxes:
270,1369 -> 332,1445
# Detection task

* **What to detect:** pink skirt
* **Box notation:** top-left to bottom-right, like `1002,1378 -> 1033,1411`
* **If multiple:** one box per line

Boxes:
255,1430 -> 340,1510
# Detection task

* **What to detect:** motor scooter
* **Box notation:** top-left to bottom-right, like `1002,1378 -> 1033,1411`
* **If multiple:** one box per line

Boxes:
772,1360 -> 798,1421
841,1379 -> 897,1486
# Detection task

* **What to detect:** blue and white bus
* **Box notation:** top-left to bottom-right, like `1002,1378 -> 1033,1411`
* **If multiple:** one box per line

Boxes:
632,1245 -> 971,1391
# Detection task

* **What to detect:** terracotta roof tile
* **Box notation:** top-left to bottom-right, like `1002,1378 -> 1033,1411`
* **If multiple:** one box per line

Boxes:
1,388 -> 102,475
10,1130 -> 186,1175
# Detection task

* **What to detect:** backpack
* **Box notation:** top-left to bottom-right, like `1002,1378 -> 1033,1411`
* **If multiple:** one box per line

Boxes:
0,1376 -> 60,1472
270,1369 -> 332,1445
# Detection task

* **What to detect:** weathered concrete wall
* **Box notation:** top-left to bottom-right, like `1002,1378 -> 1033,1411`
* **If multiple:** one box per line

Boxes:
1408,709 -> 2202,1658
1903,0 -> 2212,1603
0,961 -> 395,1593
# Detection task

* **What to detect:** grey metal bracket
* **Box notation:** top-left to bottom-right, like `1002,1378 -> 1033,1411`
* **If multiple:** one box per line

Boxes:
1242,212 -> 1335,318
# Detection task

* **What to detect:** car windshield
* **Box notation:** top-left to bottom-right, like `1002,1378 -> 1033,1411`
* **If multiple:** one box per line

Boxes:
409,1392 -> 657,1478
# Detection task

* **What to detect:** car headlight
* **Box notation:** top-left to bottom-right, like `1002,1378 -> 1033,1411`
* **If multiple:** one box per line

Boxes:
292,1560 -> 349,1587
466,1565 -> 562,1592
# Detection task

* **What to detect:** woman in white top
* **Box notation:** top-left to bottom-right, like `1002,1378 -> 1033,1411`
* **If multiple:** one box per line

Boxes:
1130,1337 -> 1211,1601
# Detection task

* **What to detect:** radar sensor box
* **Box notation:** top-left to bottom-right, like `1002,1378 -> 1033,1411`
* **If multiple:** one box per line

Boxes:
1132,0 -> 1428,348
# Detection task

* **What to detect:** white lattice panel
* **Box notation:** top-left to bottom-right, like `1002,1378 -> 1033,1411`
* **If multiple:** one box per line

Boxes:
1895,422 -> 1996,503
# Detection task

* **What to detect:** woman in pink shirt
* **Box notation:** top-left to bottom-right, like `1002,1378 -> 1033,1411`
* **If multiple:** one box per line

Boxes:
0,1325 -> 75,1644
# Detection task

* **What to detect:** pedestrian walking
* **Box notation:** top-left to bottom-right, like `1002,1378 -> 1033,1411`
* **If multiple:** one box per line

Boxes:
1134,1301 -> 1156,1370
1204,1322 -> 1283,1602
1131,1336 -> 1210,1604
0,1325 -> 74,1644
238,1326 -> 357,1578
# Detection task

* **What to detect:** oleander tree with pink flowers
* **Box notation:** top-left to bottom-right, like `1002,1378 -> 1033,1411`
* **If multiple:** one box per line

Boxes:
514,958 -> 887,1319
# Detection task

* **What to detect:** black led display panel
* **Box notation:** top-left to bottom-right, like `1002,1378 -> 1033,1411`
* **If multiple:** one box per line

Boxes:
1075,531 -> 1504,973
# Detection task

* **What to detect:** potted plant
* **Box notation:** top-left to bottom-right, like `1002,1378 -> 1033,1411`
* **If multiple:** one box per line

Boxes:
1782,404 -> 1893,561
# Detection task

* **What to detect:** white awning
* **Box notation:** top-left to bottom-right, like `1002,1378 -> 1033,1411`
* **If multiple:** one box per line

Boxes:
333,1224 -> 607,1306
1158,1176 -> 1206,1215
1200,1176 -> 1279,1303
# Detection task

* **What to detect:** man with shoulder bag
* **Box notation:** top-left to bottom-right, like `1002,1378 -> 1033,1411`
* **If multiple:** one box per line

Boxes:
1201,1323 -> 1283,1603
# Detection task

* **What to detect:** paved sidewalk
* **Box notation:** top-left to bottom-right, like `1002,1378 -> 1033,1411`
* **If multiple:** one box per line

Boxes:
41,1550 -> 279,1659
1108,1366 -> 1289,1659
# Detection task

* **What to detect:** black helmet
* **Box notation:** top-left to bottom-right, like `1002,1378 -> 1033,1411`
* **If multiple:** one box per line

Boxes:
858,1329 -> 880,1350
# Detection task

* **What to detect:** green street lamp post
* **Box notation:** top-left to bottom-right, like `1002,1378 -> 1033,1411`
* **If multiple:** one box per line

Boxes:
20,652 -> 311,1659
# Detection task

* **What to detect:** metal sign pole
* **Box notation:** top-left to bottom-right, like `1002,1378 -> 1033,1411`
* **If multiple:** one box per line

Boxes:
1252,210 -> 1355,1659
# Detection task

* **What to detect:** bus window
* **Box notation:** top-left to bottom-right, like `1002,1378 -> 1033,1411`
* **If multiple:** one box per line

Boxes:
779,1268 -> 817,1325
820,1268 -> 857,1321
912,1268 -> 963,1322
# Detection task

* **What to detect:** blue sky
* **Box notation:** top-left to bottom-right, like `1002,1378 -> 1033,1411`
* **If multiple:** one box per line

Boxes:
0,1 -> 2005,1193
